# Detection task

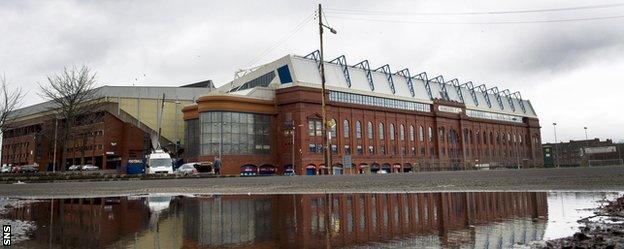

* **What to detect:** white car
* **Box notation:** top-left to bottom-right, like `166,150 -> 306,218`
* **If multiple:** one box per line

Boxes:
68,165 -> 82,171
81,164 -> 99,171
147,150 -> 173,174
1,164 -> 11,173
175,164 -> 198,175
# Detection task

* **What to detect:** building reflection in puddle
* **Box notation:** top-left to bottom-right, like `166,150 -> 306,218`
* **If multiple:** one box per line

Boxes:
2,192 -> 549,248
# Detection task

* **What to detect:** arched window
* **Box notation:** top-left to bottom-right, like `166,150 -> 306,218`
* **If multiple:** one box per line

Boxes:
378,122 -> 385,140
329,119 -> 336,139
400,124 -> 405,141
389,123 -> 395,140
428,126 -> 433,142
490,131 -> 494,144
419,126 -> 424,142
355,121 -> 362,138
343,120 -> 350,138
409,125 -> 415,141
367,121 -> 373,139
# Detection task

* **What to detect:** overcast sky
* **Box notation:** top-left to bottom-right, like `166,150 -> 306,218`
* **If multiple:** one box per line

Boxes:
1,0 -> 623,143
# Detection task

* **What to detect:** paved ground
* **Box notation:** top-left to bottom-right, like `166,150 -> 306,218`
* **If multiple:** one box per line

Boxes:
1,166 -> 624,198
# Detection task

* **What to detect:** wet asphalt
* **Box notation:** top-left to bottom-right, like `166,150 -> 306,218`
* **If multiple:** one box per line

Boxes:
1,166 -> 624,198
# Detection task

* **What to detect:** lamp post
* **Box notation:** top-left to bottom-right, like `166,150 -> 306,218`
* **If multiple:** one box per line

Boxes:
318,3 -> 337,175
584,127 -> 588,140
291,124 -> 302,175
553,122 -> 558,168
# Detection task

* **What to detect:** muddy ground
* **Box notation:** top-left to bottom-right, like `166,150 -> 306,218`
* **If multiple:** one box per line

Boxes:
1,166 -> 623,198
534,194 -> 624,249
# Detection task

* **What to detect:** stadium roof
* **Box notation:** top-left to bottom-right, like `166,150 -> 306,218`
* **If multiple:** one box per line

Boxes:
216,51 -> 537,118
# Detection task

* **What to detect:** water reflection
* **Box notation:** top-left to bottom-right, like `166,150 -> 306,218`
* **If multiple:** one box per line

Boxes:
0,192 -> 567,248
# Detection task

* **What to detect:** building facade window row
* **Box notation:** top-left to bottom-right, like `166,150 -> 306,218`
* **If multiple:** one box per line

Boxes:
305,116 -> 536,162
329,91 -> 431,113
466,109 -> 524,123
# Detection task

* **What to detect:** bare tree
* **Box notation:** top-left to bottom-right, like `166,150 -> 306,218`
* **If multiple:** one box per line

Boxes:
0,75 -> 25,132
0,75 -> 26,159
39,66 -> 100,171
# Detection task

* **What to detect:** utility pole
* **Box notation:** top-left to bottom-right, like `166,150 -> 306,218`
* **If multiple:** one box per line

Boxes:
318,3 -> 337,175
292,125 -> 296,175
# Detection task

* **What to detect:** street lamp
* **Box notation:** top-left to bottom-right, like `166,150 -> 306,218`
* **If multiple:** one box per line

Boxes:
318,3 -> 338,175
584,127 -> 588,140
291,124 -> 302,175
553,122 -> 558,168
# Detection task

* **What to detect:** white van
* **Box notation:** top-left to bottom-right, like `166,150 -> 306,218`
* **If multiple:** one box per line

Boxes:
147,150 -> 173,174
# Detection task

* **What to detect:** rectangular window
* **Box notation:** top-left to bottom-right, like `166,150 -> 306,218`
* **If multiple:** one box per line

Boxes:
315,121 -> 323,136
357,145 -> 363,155
344,145 -> 351,155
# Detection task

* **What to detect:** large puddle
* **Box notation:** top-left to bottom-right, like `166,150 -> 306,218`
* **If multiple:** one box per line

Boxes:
0,191 -> 619,248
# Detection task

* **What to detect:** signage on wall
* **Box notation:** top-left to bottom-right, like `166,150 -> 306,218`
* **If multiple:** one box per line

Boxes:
106,152 -> 115,155
438,105 -> 462,113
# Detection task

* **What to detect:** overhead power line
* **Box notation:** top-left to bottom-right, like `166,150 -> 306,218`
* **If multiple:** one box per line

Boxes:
245,12 -> 315,67
326,14 -> 624,25
326,3 -> 624,16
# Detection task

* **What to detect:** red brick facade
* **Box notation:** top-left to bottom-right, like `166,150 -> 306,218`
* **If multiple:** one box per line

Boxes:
1,112 -> 150,171
184,86 -> 543,175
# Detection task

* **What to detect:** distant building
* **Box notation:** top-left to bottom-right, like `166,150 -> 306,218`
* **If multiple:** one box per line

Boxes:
182,53 -> 543,175
1,81 -> 214,171
542,138 -> 623,167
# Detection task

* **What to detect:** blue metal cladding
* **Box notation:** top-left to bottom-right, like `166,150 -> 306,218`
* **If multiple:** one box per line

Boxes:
501,89 -> 515,112
329,55 -> 352,88
395,68 -> 415,97
476,84 -> 492,108
429,75 -> 450,101
414,72 -> 433,100
354,60 -> 375,91
513,91 -> 527,113
447,78 -> 464,103
460,81 -> 479,106
374,64 -> 396,94
277,65 -> 293,84
304,50 -> 321,72
487,87 -> 504,110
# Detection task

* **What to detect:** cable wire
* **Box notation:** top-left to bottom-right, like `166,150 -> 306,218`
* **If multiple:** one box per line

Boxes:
325,3 -> 624,16
245,12 -> 315,67
326,14 -> 624,25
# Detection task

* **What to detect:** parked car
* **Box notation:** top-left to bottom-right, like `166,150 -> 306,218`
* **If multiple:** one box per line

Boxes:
81,165 -> 99,171
283,167 -> 295,176
1,164 -> 11,173
19,164 -> 38,173
175,164 -> 198,175
193,162 -> 213,173
68,165 -> 82,171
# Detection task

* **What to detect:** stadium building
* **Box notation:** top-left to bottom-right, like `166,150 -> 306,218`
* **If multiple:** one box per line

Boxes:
182,52 -> 543,175
1,81 -> 213,171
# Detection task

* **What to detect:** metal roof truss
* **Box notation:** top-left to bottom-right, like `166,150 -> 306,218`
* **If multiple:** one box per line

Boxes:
353,60 -> 375,91
329,55 -> 352,88
475,84 -> 492,108
395,68 -> 415,97
414,72 -> 433,100
374,64 -> 396,94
